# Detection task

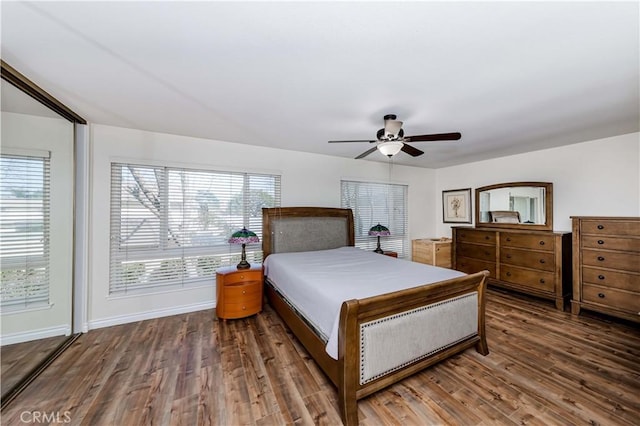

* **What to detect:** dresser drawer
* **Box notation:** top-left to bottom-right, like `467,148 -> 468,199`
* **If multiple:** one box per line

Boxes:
580,220 -> 640,237
582,267 -> 639,292
456,256 -> 496,278
456,229 -> 496,244
500,265 -> 555,292
581,235 -> 640,253
457,243 -> 495,262
582,284 -> 640,314
222,269 -> 263,285
224,281 -> 262,302
582,249 -> 640,273
500,233 -> 555,251
500,248 -> 555,272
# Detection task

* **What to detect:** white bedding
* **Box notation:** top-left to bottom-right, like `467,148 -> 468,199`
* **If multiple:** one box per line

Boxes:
263,246 -> 466,359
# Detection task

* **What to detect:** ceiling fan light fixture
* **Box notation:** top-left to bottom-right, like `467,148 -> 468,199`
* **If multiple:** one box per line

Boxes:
377,140 -> 403,157
384,120 -> 403,138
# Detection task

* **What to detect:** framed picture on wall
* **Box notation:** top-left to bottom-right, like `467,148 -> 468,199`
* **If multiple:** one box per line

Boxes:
443,188 -> 472,223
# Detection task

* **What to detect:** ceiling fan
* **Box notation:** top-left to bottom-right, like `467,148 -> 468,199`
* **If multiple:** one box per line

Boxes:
328,114 -> 461,159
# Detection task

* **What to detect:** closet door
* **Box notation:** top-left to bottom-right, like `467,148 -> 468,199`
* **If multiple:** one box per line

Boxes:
0,63 -> 85,406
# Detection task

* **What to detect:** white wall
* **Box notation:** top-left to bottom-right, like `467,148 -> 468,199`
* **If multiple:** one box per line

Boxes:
87,125 -> 639,328
87,124 -> 435,328
435,132 -> 640,236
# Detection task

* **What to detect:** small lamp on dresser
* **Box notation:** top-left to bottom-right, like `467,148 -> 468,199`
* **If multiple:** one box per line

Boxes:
369,223 -> 391,254
228,227 -> 260,269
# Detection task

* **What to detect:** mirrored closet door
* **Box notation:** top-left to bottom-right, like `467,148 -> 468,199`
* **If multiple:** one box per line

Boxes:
1,61 -> 85,407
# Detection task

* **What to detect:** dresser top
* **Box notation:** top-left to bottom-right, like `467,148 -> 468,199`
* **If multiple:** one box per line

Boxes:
453,226 -> 571,235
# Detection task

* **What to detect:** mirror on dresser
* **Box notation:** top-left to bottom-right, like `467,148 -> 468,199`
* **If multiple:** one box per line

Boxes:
475,182 -> 553,231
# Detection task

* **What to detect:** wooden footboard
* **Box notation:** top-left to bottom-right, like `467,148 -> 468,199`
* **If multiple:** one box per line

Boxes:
265,270 -> 489,426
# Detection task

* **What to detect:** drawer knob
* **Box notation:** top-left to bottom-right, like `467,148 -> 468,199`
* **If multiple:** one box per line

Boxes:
597,225 -> 604,230
597,256 -> 605,261
485,236 -> 490,240
506,237 -> 511,241
506,254 -> 512,258
240,275 -> 244,279
242,290 -> 246,294
539,259 -> 545,264
242,306 -> 246,310
540,279 -> 545,284
598,293 -> 605,299
598,275 -> 605,280
506,272 -> 512,277
597,240 -> 604,245
539,241 -> 545,245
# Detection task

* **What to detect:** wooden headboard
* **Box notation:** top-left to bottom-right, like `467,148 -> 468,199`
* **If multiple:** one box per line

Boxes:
262,207 -> 355,259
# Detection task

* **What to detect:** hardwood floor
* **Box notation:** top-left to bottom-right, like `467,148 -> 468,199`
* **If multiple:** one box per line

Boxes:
1,335 -> 70,397
2,289 -> 639,425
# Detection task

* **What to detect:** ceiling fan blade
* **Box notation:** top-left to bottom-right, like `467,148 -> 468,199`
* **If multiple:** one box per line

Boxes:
404,132 -> 462,142
355,146 -> 378,159
401,143 -> 424,157
328,139 -> 377,143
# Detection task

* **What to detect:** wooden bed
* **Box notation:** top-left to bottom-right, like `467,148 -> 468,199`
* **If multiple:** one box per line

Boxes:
262,207 -> 489,425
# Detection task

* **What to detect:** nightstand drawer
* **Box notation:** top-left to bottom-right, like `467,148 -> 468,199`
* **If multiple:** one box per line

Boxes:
221,299 -> 263,319
224,281 -> 262,302
223,270 -> 263,285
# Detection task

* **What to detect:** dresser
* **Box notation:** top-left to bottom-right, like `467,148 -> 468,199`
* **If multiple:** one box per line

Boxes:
571,217 -> 640,322
412,238 -> 452,268
216,264 -> 263,319
452,227 -> 572,310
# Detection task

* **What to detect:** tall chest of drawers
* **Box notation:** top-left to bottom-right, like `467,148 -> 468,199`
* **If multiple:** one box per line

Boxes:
453,227 -> 572,310
571,217 -> 640,322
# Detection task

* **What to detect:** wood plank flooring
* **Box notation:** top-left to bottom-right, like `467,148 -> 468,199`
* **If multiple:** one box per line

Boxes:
1,335 -> 69,397
2,289 -> 639,425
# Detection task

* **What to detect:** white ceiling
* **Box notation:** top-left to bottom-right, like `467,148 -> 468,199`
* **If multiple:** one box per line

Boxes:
1,1 -> 638,168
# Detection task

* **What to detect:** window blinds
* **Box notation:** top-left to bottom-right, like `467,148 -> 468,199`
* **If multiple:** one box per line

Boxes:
110,163 -> 280,295
341,180 -> 409,258
0,152 -> 51,310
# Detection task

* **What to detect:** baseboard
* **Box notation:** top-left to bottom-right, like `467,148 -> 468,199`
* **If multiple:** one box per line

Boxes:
87,301 -> 216,330
0,325 -> 72,346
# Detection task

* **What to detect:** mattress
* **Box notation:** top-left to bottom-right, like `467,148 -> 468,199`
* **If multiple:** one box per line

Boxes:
263,246 -> 466,359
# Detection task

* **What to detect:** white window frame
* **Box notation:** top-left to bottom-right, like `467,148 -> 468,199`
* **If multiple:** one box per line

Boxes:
0,150 -> 51,311
109,162 -> 280,295
341,180 -> 409,258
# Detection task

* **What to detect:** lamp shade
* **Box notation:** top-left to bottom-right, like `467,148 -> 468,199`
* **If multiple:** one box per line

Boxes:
377,141 -> 403,157
228,227 -> 260,244
229,227 -> 259,269
368,223 -> 390,236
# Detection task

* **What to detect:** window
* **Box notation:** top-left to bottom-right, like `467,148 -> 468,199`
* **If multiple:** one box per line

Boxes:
341,180 -> 408,257
110,163 -> 280,295
0,152 -> 51,310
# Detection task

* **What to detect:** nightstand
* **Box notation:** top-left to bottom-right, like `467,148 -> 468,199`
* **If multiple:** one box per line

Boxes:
216,264 -> 263,320
412,238 -> 452,268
